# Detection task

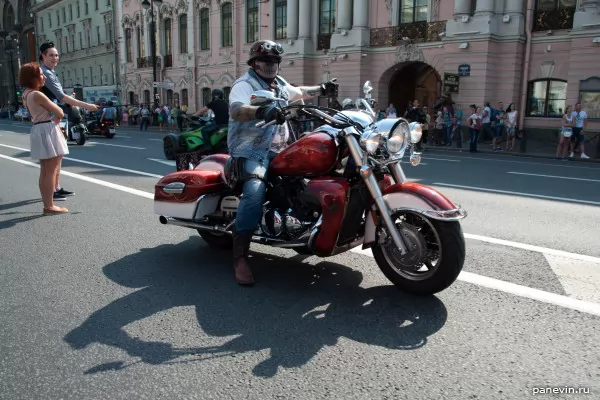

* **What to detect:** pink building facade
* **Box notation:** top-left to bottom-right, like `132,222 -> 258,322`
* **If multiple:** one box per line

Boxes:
117,0 -> 600,138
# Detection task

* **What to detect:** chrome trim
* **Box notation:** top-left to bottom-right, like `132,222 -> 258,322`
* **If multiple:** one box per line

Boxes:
192,193 -> 220,219
345,132 -> 364,168
388,162 -> 407,184
389,206 -> 468,222
359,165 -> 408,255
331,237 -> 364,256
163,182 -> 186,194
307,215 -> 323,252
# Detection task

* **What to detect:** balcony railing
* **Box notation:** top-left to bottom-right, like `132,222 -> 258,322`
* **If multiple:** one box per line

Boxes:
370,21 -> 446,47
317,34 -> 331,51
533,6 -> 575,31
136,56 -> 162,69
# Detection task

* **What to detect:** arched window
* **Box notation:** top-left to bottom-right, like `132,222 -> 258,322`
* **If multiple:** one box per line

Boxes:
274,0 -> 287,40
125,28 -> 132,62
179,14 -> 187,53
202,87 -> 211,106
222,3 -> 233,47
199,8 -> 210,50
167,89 -> 174,105
246,0 -> 259,43
526,79 -> 567,117
144,90 -> 150,105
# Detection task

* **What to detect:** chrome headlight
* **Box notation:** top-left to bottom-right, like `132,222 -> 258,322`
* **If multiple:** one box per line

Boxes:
409,122 -> 423,144
387,121 -> 409,153
360,130 -> 381,154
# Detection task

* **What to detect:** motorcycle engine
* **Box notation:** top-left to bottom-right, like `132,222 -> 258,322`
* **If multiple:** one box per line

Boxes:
261,210 -> 306,238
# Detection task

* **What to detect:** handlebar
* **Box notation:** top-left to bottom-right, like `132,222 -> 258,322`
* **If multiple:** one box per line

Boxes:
254,104 -> 354,130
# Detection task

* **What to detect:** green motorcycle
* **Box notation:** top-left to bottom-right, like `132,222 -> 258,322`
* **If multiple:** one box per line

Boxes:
163,124 -> 229,160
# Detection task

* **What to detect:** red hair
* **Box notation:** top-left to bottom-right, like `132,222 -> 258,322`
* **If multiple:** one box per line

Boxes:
18,62 -> 44,90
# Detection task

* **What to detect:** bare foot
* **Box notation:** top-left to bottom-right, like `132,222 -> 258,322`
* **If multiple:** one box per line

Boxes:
43,206 -> 69,215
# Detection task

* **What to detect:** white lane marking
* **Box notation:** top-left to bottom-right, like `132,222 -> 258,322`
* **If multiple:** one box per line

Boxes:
88,142 -> 146,150
433,182 -> 600,206
0,143 -> 163,178
148,139 -> 163,142
0,154 -> 154,199
463,233 -> 600,264
3,150 -> 600,316
117,135 -> 133,138
148,158 -> 177,167
544,254 -> 600,304
430,151 -> 600,170
507,171 -> 600,183
351,247 -> 600,317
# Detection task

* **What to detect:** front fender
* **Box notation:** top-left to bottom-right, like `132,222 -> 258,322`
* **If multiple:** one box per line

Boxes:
363,183 -> 467,247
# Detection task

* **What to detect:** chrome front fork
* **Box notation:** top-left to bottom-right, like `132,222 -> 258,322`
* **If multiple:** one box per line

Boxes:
345,134 -> 409,255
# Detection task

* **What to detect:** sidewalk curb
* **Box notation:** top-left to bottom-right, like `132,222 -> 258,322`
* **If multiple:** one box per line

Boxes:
426,147 -> 600,164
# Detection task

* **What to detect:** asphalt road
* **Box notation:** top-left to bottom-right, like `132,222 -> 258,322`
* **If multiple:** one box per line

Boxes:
1,120 -> 599,400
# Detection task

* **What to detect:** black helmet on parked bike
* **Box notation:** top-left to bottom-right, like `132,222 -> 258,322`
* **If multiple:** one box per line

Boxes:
212,89 -> 224,100
247,40 -> 284,65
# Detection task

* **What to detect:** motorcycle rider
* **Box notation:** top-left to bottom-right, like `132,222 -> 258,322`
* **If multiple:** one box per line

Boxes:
100,101 -> 117,125
193,88 -> 230,151
228,39 -> 337,285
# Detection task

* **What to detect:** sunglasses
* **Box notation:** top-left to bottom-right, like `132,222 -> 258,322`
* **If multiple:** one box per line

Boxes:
260,42 -> 284,55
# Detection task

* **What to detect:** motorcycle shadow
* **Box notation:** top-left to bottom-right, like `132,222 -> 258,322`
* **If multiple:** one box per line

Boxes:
64,235 -> 448,377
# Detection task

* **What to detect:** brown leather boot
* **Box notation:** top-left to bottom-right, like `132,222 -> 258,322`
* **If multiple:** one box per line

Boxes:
233,231 -> 255,285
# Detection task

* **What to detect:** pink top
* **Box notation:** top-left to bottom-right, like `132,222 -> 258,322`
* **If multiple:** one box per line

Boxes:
23,89 -> 53,123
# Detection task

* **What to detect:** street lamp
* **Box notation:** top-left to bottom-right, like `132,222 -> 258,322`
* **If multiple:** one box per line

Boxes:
141,0 -> 162,108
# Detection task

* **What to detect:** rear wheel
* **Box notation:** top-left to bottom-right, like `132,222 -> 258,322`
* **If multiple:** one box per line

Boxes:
198,230 -> 233,249
163,134 -> 180,160
372,211 -> 465,295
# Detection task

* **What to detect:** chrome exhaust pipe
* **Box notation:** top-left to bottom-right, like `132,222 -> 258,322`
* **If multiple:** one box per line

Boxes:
159,216 -> 233,235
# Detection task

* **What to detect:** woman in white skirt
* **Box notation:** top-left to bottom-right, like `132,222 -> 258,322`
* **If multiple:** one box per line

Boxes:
19,62 -> 69,215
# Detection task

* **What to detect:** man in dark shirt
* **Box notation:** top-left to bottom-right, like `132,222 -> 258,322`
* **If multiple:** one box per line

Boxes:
193,89 -> 230,150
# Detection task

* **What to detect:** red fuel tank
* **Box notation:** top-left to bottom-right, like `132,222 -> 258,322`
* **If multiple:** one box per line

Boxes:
270,132 -> 338,177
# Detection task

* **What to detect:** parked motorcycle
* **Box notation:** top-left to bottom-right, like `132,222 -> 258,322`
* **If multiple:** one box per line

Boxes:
154,81 -> 467,295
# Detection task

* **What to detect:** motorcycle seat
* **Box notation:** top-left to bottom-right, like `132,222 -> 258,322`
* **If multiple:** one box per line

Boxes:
195,154 -> 231,184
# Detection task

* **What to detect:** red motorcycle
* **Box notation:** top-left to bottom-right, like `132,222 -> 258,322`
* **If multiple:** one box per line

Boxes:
154,81 -> 467,295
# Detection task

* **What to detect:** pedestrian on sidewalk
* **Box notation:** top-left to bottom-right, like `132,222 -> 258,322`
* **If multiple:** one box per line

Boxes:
481,102 -> 492,142
467,105 -> 482,153
504,103 -> 518,152
556,105 -> 574,160
569,103 -> 590,159
493,102 -> 506,151
19,62 -> 69,215
453,104 -> 463,150
140,104 -> 150,131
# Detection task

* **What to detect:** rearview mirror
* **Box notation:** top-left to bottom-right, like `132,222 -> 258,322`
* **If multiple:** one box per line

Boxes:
250,90 -> 285,106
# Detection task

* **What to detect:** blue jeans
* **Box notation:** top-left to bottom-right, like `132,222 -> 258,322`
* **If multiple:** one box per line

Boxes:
469,128 -> 479,152
234,152 -> 276,233
445,125 -> 453,145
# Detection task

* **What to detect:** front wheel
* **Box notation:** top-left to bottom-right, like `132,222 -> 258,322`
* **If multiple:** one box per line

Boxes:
74,129 -> 87,145
372,211 -> 465,295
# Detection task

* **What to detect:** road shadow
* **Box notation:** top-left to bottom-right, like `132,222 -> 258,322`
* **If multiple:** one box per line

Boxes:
0,198 -> 41,212
64,236 -> 448,377
0,211 -> 46,229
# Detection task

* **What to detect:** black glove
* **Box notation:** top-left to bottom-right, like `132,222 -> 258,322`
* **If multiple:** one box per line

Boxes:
256,103 -> 286,125
320,80 -> 338,97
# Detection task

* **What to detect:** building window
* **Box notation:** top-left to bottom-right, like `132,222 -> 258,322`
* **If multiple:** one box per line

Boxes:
57,10 -> 60,25
275,0 -> 287,40
144,90 -> 150,104
136,27 -> 143,58
399,0 -> 428,25
96,26 -> 101,45
319,0 -> 335,34
164,19 -> 172,55
125,28 -> 132,62
199,8 -> 210,50
179,14 -> 188,53
95,0 -> 99,11
106,22 -> 113,42
85,1 -> 89,15
181,89 -> 188,106
246,0 -> 259,43
167,89 -> 173,105
48,14 -> 52,28
69,5 -> 73,20
222,3 -> 233,47
533,0 -> 576,31
223,87 -> 231,103
201,88 -> 211,106
77,2 -> 80,18
527,79 -> 567,117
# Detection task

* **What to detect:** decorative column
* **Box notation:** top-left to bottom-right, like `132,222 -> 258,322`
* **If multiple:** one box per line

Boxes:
474,0 -> 495,17
187,0 -> 194,57
352,0 -> 368,29
337,0 -> 353,31
297,0 -> 311,39
453,0 -> 472,18
144,13 -> 151,57
287,0 -> 299,40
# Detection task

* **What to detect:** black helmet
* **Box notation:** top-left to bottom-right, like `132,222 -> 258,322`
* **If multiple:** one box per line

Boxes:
247,40 -> 284,65
212,88 -> 224,100
107,101 -> 114,106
